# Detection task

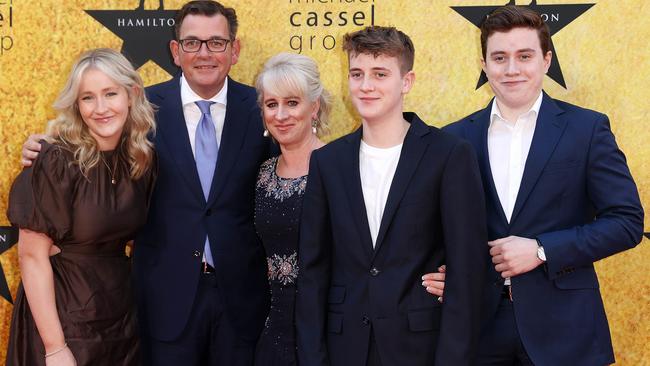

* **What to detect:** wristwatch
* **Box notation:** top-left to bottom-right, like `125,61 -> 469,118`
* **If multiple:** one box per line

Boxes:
536,239 -> 546,262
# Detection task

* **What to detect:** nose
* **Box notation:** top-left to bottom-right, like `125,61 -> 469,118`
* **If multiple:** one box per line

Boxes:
197,41 -> 211,57
95,96 -> 109,114
505,58 -> 520,76
360,75 -> 374,92
275,105 -> 289,120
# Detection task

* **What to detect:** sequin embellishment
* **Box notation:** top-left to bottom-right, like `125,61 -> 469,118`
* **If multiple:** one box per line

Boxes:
267,252 -> 299,285
256,157 -> 307,202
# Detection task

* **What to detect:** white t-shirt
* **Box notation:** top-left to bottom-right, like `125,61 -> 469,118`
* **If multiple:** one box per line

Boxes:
359,140 -> 403,247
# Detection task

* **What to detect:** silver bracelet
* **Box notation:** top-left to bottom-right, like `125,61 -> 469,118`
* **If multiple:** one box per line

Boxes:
44,343 -> 68,358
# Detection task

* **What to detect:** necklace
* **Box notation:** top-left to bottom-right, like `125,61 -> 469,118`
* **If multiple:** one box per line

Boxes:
100,154 -> 118,185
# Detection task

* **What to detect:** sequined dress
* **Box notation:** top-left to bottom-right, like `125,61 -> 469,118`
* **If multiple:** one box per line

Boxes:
254,156 -> 306,366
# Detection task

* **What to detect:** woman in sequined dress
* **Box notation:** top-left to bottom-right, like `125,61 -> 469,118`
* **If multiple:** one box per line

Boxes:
253,53 -> 332,366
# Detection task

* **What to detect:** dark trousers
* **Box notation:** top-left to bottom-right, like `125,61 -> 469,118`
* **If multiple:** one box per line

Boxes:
144,273 -> 255,366
366,329 -> 383,366
476,298 -> 534,366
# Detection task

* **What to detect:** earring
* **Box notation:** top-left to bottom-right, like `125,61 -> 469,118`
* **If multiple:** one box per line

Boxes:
263,129 -> 269,137
311,119 -> 318,134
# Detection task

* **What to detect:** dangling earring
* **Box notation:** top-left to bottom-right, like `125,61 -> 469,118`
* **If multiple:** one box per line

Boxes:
311,119 -> 318,134
263,129 -> 269,137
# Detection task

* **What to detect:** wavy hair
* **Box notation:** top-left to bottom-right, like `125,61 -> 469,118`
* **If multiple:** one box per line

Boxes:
47,48 -> 155,179
255,52 -> 332,137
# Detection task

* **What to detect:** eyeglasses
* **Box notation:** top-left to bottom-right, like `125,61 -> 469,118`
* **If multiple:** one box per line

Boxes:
178,38 -> 231,53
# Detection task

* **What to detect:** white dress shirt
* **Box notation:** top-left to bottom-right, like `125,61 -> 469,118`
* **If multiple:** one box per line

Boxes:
180,75 -> 228,156
488,91 -> 543,286
488,91 -> 543,222
359,140 -> 403,247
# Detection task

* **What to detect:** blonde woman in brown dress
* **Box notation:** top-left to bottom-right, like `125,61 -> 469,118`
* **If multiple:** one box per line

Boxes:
6,48 -> 156,366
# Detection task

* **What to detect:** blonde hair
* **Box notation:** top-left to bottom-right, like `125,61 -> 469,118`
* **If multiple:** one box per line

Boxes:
47,48 -> 156,179
255,52 -> 332,136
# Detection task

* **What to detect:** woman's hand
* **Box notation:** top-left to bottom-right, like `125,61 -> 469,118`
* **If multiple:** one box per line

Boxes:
421,265 -> 446,302
45,345 -> 77,366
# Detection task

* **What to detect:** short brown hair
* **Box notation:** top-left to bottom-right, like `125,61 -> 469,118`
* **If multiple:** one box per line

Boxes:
480,6 -> 550,59
174,1 -> 238,40
342,26 -> 415,74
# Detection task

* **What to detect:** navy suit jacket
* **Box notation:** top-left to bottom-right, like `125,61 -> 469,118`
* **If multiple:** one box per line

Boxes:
444,92 -> 644,366
296,113 -> 487,366
133,77 -> 272,342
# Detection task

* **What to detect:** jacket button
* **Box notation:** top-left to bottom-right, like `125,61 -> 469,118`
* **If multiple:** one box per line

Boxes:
370,267 -> 380,277
206,209 -> 212,216
362,316 -> 370,326
193,250 -> 201,257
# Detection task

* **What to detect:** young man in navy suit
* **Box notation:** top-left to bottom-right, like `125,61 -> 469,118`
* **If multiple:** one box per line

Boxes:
22,1 -> 272,365
296,26 -> 487,366
424,6 -> 644,366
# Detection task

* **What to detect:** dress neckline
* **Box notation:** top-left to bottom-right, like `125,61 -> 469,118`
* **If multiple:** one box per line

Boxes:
272,156 -> 308,181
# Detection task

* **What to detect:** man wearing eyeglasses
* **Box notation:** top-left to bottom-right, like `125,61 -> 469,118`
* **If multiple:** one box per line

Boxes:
18,1 -> 271,365
135,1 -> 272,365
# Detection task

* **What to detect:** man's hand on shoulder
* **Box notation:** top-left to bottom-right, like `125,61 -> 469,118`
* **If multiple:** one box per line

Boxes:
21,133 -> 47,167
489,236 -> 543,278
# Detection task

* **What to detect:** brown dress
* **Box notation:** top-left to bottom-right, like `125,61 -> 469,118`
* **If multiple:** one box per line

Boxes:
5,141 -> 156,366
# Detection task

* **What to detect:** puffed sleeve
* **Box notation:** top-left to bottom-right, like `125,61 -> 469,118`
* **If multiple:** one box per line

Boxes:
7,142 -> 74,243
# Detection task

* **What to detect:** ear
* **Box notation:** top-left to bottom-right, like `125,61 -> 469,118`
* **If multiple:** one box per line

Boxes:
230,38 -> 241,66
401,70 -> 415,94
170,40 -> 181,67
481,58 -> 487,74
543,50 -> 553,73
311,98 -> 321,120
129,86 -> 141,107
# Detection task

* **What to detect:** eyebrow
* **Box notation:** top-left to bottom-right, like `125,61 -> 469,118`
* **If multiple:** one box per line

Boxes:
489,48 -> 537,56
348,67 -> 391,72
263,95 -> 302,101
79,86 -> 119,94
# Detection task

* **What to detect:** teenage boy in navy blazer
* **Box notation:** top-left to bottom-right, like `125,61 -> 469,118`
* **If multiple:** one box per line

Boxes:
296,26 -> 488,366
423,6 -> 644,366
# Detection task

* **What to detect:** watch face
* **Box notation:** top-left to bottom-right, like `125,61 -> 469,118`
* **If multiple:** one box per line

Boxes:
537,246 -> 547,262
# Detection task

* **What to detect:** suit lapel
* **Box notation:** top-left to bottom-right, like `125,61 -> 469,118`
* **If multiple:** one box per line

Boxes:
155,79 -> 205,204
470,101 -> 510,228
340,128 -> 374,259
509,93 -> 566,225
372,113 -> 430,258
207,79 -> 253,207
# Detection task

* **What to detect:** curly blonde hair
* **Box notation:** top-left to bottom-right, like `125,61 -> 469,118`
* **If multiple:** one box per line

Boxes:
47,48 -> 155,179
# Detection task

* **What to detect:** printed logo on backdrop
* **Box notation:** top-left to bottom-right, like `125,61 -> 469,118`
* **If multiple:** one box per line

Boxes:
0,0 -> 14,55
288,0 -> 375,54
451,0 -> 595,89
85,0 -> 179,75
0,226 -> 18,304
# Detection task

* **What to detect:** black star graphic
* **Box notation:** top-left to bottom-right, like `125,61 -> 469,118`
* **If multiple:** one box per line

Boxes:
451,0 -> 595,89
644,232 -> 650,240
85,9 -> 180,76
0,226 -> 19,304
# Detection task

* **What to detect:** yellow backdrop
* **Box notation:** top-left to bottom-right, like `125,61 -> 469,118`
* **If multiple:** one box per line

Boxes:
1,0 -> 648,364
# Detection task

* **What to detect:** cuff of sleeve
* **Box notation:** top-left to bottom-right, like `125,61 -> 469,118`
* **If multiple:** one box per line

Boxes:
537,229 -> 575,281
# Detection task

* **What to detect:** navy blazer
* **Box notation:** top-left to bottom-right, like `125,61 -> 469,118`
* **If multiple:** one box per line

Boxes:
444,92 -> 644,366
296,113 -> 487,366
133,77 -> 272,342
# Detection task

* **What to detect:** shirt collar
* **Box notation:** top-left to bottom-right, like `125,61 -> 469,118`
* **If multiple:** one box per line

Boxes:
490,91 -> 543,125
180,74 -> 228,107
